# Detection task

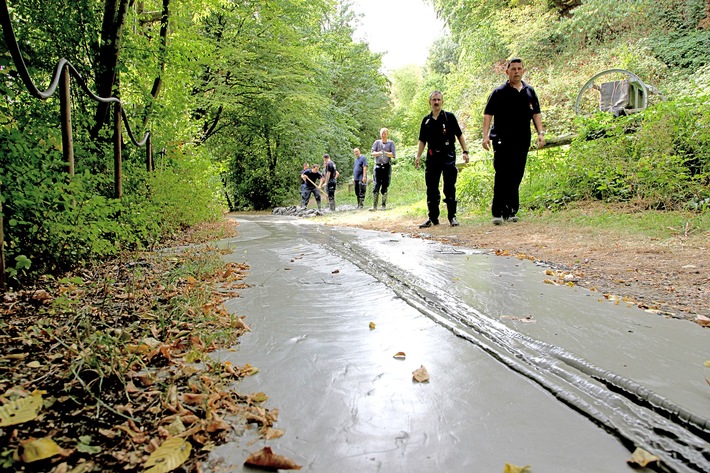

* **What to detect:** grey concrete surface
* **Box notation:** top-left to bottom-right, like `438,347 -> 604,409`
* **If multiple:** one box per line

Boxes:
206,215 -> 709,473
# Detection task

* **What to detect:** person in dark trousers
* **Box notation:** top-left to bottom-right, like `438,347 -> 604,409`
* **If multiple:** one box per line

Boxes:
322,154 -> 339,211
352,148 -> 368,209
415,91 -> 469,227
299,161 -> 310,201
370,127 -> 396,210
482,58 -> 545,225
301,163 -> 324,210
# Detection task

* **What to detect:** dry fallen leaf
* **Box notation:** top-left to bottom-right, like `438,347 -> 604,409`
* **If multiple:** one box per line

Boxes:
263,427 -> 285,440
16,436 -> 63,463
143,437 -> 192,473
393,352 -> 406,359
0,390 -> 44,427
412,365 -> 429,383
369,322 -> 376,330
239,364 -> 260,377
250,392 -> 269,404
244,446 -> 301,470
627,447 -> 660,468
504,463 -> 531,473
696,315 -> 710,327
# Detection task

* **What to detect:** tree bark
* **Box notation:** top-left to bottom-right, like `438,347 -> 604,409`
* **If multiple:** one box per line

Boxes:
91,0 -> 131,138
142,0 -> 171,129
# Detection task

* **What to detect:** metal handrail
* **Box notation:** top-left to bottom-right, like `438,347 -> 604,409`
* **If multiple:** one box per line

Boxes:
0,0 -> 156,288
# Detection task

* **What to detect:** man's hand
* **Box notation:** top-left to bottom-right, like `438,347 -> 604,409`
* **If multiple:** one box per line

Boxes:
537,134 -> 545,149
414,156 -> 421,169
482,137 -> 491,151
463,153 -> 469,164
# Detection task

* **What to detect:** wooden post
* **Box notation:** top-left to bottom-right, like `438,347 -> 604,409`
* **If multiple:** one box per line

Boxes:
114,103 -> 122,198
0,180 -> 5,291
59,66 -> 74,175
146,133 -> 153,172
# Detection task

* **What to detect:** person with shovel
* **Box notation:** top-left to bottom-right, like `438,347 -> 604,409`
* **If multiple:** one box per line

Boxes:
301,163 -> 325,210
299,161 -> 310,199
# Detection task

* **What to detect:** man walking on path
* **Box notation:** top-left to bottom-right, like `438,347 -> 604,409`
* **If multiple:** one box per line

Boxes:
352,148 -> 368,209
323,154 -> 340,211
482,58 -> 545,225
415,91 -> 469,227
370,128 -> 396,211
301,163 -> 324,210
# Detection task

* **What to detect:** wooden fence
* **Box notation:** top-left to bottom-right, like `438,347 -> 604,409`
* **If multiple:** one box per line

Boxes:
0,0 -> 154,289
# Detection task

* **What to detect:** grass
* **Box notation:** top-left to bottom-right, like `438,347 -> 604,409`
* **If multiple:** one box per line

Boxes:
290,158 -> 709,243
528,203 -> 710,240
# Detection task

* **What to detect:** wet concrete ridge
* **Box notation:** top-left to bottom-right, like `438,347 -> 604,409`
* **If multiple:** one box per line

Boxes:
208,215 -> 710,473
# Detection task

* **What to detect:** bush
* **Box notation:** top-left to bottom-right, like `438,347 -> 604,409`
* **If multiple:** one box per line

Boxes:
548,97 -> 710,209
0,125 -> 225,285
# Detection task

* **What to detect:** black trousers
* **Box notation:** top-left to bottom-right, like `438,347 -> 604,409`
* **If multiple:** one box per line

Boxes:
373,164 -> 391,195
326,179 -> 336,202
302,187 -> 321,207
354,180 -> 366,200
425,159 -> 458,221
492,143 -> 528,219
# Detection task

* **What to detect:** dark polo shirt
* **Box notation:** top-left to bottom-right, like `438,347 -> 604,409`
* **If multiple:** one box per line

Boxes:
484,81 -> 541,147
418,110 -> 462,164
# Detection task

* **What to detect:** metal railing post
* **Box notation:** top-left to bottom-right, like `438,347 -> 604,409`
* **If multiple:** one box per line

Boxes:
59,65 -> 75,175
114,103 -> 123,198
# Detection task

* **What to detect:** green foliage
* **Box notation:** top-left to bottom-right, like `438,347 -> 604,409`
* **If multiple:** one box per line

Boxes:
648,29 -> 710,69
457,159 -> 493,210
520,96 -> 710,210
555,0 -> 657,49
4,0 -> 710,285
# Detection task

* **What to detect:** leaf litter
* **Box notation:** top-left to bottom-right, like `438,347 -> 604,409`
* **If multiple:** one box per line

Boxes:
0,220 -> 283,471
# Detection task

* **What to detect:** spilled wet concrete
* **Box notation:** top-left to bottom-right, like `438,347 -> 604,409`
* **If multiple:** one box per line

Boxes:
208,215 -> 710,473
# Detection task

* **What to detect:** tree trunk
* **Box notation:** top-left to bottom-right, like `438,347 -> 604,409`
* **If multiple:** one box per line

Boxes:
91,0 -> 131,138
142,0 -> 171,129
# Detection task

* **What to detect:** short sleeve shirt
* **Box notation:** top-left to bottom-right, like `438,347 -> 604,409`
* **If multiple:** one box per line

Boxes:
371,140 -> 396,166
353,155 -> 368,181
418,111 -> 462,163
324,160 -> 337,182
484,81 -> 541,144
303,170 -> 322,189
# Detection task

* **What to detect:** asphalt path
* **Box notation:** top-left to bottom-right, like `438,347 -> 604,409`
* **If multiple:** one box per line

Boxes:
207,214 -> 710,473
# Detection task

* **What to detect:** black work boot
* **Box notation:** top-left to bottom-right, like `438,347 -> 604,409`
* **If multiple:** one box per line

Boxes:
370,194 -> 379,211
419,218 -> 439,228
445,198 -> 458,225
381,193 -> 387,209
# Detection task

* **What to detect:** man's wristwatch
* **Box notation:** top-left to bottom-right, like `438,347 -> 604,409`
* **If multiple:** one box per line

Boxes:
537,131 -> 545,136
462,150 -> 469,154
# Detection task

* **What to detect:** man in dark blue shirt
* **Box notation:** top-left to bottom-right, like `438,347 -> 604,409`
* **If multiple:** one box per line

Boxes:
352,148 -> 368,209
482,58 -> 545,225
